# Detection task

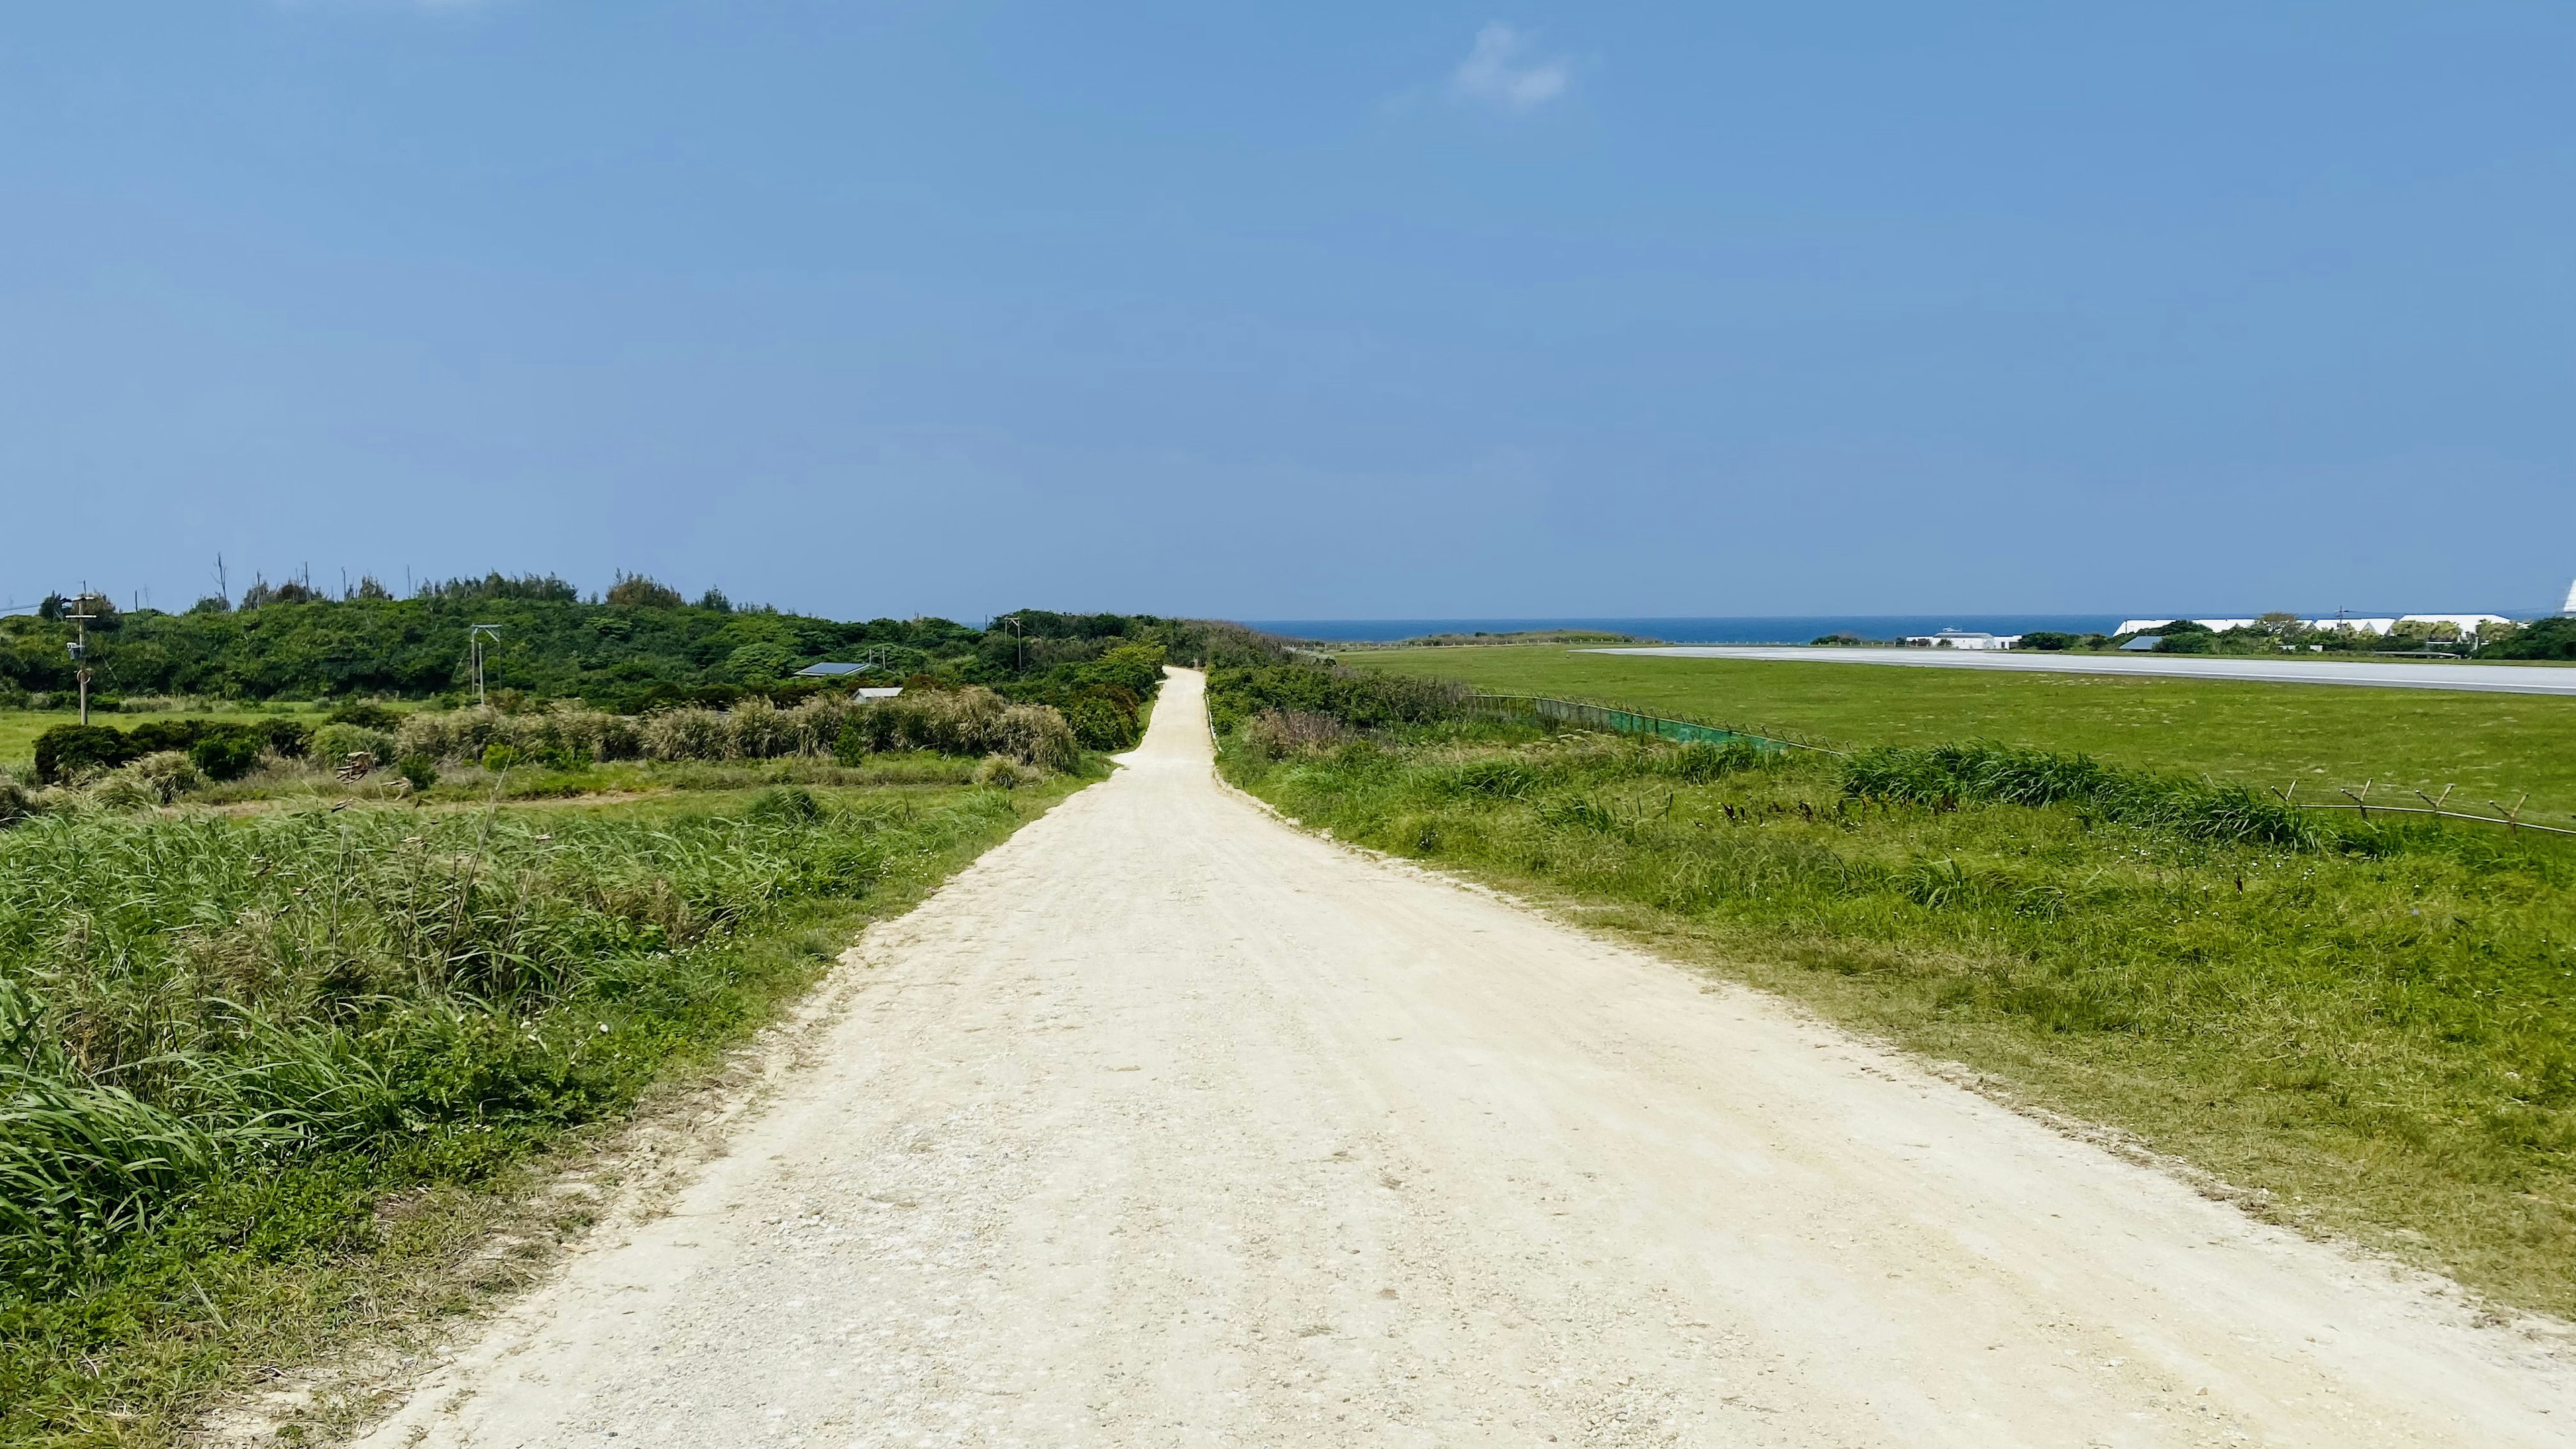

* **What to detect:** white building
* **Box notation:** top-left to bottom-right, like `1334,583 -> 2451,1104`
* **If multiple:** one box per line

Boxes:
1902,629 -> 2021,651
2114,614 -> 2510,638
2396,613 -> 2512,635
2115,618 -> 2258,635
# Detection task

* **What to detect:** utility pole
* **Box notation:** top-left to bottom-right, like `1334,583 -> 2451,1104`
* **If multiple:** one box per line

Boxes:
468,623 -> 503,707
1004,614 -> 1024,672
65,590 -> 99,724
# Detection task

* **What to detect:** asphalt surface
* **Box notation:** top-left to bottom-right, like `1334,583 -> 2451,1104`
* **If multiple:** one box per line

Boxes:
1587,646 -> 2576,696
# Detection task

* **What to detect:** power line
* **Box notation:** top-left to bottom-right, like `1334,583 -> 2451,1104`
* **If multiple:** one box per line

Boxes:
468,623 -> 503,707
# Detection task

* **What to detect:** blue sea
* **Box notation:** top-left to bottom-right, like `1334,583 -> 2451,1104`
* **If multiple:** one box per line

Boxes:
1242,616 -> 2131,645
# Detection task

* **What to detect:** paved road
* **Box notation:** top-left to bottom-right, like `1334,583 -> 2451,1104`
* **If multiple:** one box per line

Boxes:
1587,646 -> 2576,696
356,669 -> 2574,1448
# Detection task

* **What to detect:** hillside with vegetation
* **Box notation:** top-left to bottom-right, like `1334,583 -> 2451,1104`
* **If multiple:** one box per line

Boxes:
0,574 -> 1269,712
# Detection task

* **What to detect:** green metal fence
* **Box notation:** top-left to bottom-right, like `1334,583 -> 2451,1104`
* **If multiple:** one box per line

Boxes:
1467,694 -> 1827,753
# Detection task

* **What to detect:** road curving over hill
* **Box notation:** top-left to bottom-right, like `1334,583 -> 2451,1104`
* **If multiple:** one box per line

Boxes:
355,667 -> 2574,1448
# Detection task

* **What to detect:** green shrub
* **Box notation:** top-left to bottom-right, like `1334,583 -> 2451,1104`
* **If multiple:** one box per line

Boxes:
32,724 -> 131,784
480,743 -> 521,773
1239,709 -> 1355,760
744,786 -> 824,824
310,722 -> 396,765
395,754 -> 439,792
187,735 -> 263,782
325,700 -> 402,731
2481,616 -> 2576,661
1205,664 -> 1469,732
1841,742 -> 2317,849
38,720 -> 310,785
1063,693 -> 1139,751
1082,641 -> 1166,696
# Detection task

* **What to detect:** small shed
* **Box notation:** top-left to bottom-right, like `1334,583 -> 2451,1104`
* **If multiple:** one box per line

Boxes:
1902,629 -> 2021,651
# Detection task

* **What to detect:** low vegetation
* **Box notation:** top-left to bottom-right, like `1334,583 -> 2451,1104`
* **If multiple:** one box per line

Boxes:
1,775 -> 1095,1446
1342,645 -> 2576,820
0,582 -> 1284,1446
1214,666 -> 2576,1317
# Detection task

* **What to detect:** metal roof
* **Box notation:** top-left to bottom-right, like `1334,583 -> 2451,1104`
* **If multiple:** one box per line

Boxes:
794,661 -> 876,677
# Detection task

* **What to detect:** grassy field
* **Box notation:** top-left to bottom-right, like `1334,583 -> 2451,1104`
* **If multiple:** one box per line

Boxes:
0,706 -> 336,775
3,769 -> 1092,1448
1210,663 -> 2576,1320
1344,646 -> 2576,821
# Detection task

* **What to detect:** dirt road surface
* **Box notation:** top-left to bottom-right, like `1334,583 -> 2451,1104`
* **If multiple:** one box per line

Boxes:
354,668 -> 2574,1448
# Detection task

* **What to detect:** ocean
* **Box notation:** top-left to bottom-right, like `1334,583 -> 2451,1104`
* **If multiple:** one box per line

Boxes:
1241,616 -> 2131,645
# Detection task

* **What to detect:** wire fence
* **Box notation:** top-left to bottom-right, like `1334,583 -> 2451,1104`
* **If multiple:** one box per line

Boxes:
2276,783 -> 2576,839
1466,694 -> 1831,755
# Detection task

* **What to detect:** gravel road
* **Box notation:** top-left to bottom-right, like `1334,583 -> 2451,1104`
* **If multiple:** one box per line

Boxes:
355,668 -> 2574,1448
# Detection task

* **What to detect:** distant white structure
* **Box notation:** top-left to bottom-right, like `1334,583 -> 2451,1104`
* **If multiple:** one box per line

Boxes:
2115,618 -> 2257,635
2114,614 -> 2509,638
1903,629 -> 2020,651
2563,578 -> 2576,614
2397,613 -> 2512,635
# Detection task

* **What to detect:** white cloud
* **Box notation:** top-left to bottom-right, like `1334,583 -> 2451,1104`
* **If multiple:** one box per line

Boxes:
1449,22 -> 1569,111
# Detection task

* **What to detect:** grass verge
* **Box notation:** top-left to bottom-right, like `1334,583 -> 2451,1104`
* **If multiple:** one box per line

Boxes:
3,769 -> 1093,1447
1218,716 -> 2576,1318
1342,645 -> 2576,819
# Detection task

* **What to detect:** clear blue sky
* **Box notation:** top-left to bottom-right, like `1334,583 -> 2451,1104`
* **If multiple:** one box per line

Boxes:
3,2 -> 2569,622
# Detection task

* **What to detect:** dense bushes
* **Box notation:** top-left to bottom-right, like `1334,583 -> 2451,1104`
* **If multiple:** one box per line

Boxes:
0,584 -> 1273,707
826,690 -> 1078,769
1841,742 -> 2319,849
393,688 -> 1079,771
1000,641 -> 1166,751
0,586 -> 985,704
1205,663 -> 1470,732
2481,616 -> 2576,661
32,718 -> 311,784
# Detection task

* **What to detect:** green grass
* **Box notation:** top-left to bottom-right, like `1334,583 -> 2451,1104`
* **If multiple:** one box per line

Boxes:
0,706 -> 333,776
2,769 -> 1091,1447
1217,712 -> 2576,1318
1344,645 -> 2576,821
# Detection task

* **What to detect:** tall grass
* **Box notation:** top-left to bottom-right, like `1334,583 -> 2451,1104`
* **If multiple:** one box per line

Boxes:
3,783 -> 1059,1443
1843,741 -> 2320,849
1220,720 -> 2576,1315
392,688 -> 1077,771
0,790 -> 1016,1283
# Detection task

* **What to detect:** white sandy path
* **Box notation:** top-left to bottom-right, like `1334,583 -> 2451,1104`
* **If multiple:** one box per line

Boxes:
355,668 -> 2575,1449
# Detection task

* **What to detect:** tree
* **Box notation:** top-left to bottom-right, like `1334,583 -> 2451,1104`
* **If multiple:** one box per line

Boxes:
606,572 -> 685,608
